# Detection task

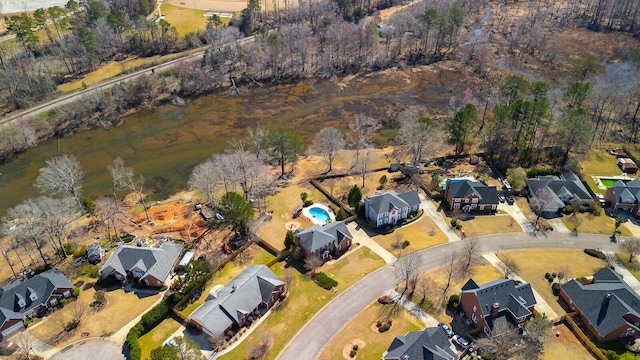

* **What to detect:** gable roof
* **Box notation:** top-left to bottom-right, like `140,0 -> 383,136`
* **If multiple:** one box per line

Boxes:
610,181 -> 640,205
100,242 -> 183,282
189,265 -> 284,335
0,268 -> 73,327
295,221 -> 353,253
384,327 -> 457,360
462,278 -> 536,320
561,267 -> 640,338
366,190 -> 421,214
527,171 -> 592,205
447,180 -> 499,205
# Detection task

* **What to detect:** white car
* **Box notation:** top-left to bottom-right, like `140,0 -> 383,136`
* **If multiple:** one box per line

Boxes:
164,337 -> 178,348
453,334 -> 470,347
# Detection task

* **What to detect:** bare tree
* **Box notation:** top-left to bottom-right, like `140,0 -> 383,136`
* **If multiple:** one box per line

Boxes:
34,154 -> 84,209
248,126 -> 269,160
349,113 -> 376,159
499,255 -> 520,279
36,196 -> 76,259
461,238 -> 479,276
6,200 -> 48,264
188,158 -> 219,207
556,265 -> 570,284
474,321 -> 530,360
394,117 -> 437,164
304,256 -> 324,274
441,251 -> 459,297
352,149 -> 372,188
394,252 -> 420,295
310,127 -> 346,173
529,187 -> 560,231
248,331 -> 274,360
620,238 -> 640,263
0,241 -> 17,278
109,157 -> 150,223
13,332 -> 34,359
228,150 -> 272,201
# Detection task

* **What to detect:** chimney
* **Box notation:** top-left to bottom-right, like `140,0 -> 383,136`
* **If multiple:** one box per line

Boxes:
597,293 -> 612,325
491,302 -> 500,317
231,285 -> 237,293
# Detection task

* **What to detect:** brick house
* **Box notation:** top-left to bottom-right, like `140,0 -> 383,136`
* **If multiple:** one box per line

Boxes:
188,265 -> 285,337
295,221 -> 353,260
560,267 -> 640,343
605,179 -> 640,215
444,179 -> 499,213
460,278 -> 537,337
0,268 -> 73,339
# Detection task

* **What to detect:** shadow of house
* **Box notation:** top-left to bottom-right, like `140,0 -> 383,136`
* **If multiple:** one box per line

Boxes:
295,221 -> 353,261
560,267 -> 640,343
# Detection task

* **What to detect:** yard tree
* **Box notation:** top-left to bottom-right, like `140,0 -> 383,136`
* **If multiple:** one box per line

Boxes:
352,149 -> 372,188
394,252 -> 420,295
349,113 -> 376,159
218,191 -> 254,237
304,256 -> 324,274
499,255 -> 520,279
5,202 -> 48,265
172,336 -> 205,360
441,251 -> 459,297
0,242 -> 16,278
188,158 -> 219,207
36,196 -> 76,259
347,184 -> 362,209
284,230 -> 295,250
557,108 -> 593,165
620,238 -> 640,263
445,103 -> 478,157
394,117 -> 437,164
228,150 -> 272,201
529,186 -> 558,231
505,167 -> 527,191
460,238 -> 479,276
614,216 -> 626,235
524,313 -> 551,354
109,157 -> 151,223
248,331 -> 274,360
474,321 -> 529,360
34,154 -> 84,209
310,127 -> 346,173
266,129 -> 304,178
248,126 -> 269,160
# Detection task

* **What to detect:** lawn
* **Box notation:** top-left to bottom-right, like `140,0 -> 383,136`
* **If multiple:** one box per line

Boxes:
561,213 -> 633,236
454,214 -> 519,237
615,253 -> 640,282
542,323 -> 595,360
138,317 -> 182,359
218,247 -> 385,360
317,302 -> 424,360
160,4 -> 210,36
30,287 -> 161,346
375,215 -> 448,255
580,149 -> 622,176
500,249 -> 606,317
417,258 -> 503,323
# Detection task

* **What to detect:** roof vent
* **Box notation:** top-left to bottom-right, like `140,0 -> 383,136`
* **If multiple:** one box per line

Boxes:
606,293 -> 612,299
231,285 -> 237,293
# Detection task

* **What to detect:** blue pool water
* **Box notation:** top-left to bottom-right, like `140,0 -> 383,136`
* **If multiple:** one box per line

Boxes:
308,206 -> 331,224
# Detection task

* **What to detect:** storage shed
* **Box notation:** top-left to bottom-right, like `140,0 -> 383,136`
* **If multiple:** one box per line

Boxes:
178,251 -> 194,269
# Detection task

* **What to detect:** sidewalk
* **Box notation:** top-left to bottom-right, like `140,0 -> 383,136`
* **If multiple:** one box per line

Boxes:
482,253 -> 560,321
419,195 -> 460,242
387,290 -> 438,327
605,252 -> 640,292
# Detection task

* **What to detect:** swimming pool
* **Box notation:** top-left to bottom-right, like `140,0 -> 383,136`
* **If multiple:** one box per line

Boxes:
593,176 -> 634,189
302,204 -> 336,225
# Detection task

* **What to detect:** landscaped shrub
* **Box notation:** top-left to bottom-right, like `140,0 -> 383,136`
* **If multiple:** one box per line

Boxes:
72,288 -> 81,297
544,272 -> 551,280
350,349 -> 357,358
589,200 -> 602,216
402,240 -> 410,249
73,245 -> 88,258
33,263 -> 52,274
561,205 -> 573,215
303,199 -> 314,207
584,248 -> 606,260
335,208 -> 348,221
79,264 -> 100,278
552,273 -> 557,278
378,295 -> 395,304
451,218 -> 458,228
312,272 -> 338,290
121,233 -> 135,243
552,283 -> 561,296
446,294 -> 460,311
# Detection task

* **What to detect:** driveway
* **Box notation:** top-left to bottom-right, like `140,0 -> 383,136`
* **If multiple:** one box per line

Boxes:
420,195 -> 460,242
277,232 -> 620,360
496,203 -> 530,233
49,338 -> 125,360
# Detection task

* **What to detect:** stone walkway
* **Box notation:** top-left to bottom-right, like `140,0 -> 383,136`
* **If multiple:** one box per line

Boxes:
387,290 -> 439,327
482,253 -> 560,321
419,195 -> 460,242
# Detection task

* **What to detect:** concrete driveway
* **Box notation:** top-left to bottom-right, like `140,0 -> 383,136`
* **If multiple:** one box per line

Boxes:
49,338 -> 125,360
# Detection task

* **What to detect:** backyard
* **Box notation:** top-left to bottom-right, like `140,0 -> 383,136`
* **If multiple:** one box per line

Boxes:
542,323 -> 595,360
499,249 -> 606,317
317,302 -> 424,360
218,246 -> 385,359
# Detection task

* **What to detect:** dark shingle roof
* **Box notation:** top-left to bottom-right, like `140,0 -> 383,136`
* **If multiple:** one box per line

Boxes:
189,265 -> 284,335
384,327 -> 457,360
527,171 -> 592,206
366,190 -> 420,214
462,278 -> 536,319
447,180 -> 499,205
100,242 -> 183,282
295,221 -> 352,253
561,268 -> 640,338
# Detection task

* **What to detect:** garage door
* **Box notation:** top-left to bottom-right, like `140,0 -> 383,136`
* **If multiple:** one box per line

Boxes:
1,321 -> 24,338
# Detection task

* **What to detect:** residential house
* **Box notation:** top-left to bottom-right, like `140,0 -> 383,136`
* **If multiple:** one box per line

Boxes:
560,267 -> 640,342
618,158 -> 638,174
295,221 -> 353,260
363,190 -> 421,227
188,265 -> 285,337
0,269 -> 73,339
443,179 -> 499,213
527,171 -> 593,214
99,242 -> 183,287
460,278 -> 537,337
605,179 -> 640,215
382,327 -> 457,360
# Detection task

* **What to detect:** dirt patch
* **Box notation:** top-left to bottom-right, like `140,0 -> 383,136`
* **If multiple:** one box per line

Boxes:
342,339 -> 366,359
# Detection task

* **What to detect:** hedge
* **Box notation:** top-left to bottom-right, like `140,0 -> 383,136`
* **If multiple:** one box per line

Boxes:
313,272 -> 338,290
564,316 -> 607,360
126,297 -> 178,360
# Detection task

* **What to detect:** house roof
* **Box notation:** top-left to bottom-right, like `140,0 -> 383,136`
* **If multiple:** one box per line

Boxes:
99,242 -> 183,282
189,265 -> 284,335
527,171 -> 592,206
0,269 -> 73,328
461,278 -> 536,320
561,267 -> 640,338
295,221 -> 353,253
610,181 -> 640,205
447,180 -> 499,205
383,327 -> 457,360
366,190 -> 421,214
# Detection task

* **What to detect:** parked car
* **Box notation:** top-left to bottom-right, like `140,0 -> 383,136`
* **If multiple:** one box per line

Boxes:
164,337 -> 178,348
438,322 -> 455,338
0,340 -> 17,355
498,194 -> 506,203
453,334 -> 470,347
506,195 -> 515,205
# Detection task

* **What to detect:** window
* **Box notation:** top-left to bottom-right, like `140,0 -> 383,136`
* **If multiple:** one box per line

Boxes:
50,298 -> 58,306
454,203 -> 460,209
464,198 -> 469,203
17,299 -> 26,308
454,198 -> 460,202
472,314 -> 477,322
29,292 -> 37,302
479,205 -> 485,210
63,290 -> 71,298
472,198 -> 478,203
473,305 -> 477,313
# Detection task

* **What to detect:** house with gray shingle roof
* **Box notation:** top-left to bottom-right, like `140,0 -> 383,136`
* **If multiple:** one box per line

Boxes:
295,221 -> 353,260
605,179 -> 640,215
364,190 -> 421,227
383,326 -> 457,360
560,267 -> 640,342
527,171 -> 593,213
0,268 -> 73,339
460,278 -> 537,337
444,179 -> 499,213
99,242 -> 183,287
188,265 -> 285,337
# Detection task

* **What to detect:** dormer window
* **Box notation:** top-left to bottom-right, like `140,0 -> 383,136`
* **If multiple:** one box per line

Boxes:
30,292 -> 37,302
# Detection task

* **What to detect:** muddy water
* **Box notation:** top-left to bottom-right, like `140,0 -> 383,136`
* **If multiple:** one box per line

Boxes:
0,66 -> 452,218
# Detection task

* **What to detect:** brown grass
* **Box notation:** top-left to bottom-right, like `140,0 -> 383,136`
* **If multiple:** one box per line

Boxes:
542,323 -> 595,360
375,216 -> 448,254
500,249 -> 606,317
454,214 -> 519,237
561,213 -> 633,236
317,302 -> 424,360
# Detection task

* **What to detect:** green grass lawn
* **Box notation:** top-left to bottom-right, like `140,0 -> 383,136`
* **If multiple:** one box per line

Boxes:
138,318 -> 183,359
218,247 -> 385,360
581,149 -> 622,176
616,253 -> 640,282
561,213 -> 633,236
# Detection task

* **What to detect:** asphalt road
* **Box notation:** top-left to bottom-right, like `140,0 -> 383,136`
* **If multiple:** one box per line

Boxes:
277,232 -> 619,360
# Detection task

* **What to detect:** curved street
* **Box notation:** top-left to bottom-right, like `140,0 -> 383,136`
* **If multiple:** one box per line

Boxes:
277,232 -> 620,360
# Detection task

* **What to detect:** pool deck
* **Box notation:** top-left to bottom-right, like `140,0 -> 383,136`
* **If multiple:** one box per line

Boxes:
301,203 -> 336,226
